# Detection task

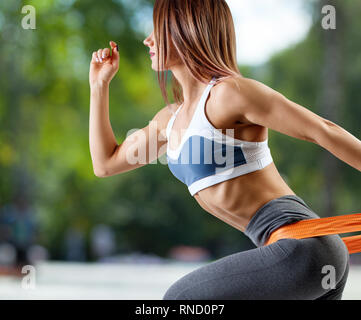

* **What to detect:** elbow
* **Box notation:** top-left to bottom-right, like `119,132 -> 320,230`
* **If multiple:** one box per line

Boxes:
93,167 -> 109,178
91,145 -> 119,178
94,172 -> 107,178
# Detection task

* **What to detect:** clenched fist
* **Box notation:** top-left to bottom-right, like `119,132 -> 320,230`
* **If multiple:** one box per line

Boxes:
89,41 -> 119,86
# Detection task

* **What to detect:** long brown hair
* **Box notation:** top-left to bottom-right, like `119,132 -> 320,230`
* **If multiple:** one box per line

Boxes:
153,0 -> 243,109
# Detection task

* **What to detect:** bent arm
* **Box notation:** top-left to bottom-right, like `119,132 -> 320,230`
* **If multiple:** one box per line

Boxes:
102,109 -> 169,177
89,82 -> 118,177
89,80 -> 173,177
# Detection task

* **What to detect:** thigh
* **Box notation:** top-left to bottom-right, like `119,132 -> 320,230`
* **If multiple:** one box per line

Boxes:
163,239 -> 295,300
163,236 -> 349,300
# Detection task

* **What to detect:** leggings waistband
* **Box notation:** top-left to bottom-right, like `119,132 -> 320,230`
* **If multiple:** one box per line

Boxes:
244,194 -> 320,247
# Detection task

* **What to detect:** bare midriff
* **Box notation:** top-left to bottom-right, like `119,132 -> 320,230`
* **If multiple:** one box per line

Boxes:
193,161 -> 296,233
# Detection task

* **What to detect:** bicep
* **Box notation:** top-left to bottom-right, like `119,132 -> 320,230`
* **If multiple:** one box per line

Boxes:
103,107 -> 171,177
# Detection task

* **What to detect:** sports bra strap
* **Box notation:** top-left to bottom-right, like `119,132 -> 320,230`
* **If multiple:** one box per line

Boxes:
165,76 -> 217,141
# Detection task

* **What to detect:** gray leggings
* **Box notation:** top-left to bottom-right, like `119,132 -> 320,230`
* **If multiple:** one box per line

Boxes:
163,195 -> 350,300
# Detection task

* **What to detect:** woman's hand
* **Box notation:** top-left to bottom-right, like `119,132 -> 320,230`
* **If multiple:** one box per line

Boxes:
89,41 -> 119,87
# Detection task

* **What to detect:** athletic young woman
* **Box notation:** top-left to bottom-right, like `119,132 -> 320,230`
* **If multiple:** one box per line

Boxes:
89,0 -> 361,300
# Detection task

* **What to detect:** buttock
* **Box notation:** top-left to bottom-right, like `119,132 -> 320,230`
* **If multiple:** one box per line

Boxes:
273,234 -> 349,284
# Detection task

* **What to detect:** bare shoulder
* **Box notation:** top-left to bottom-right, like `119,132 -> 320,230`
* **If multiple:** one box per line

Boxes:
213,76 -> 276,104
211,76 -> 279,120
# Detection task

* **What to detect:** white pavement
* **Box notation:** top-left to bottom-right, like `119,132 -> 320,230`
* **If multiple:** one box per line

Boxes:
0,261 -> 360,300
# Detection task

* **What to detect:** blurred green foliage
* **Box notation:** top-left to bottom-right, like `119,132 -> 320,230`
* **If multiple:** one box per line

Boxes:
0,0 -> 359,261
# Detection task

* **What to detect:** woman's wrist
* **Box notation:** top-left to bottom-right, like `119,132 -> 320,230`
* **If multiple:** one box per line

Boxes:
90,79 -> 110,91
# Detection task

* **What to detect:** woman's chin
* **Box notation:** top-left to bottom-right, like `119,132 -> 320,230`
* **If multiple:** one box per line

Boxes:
151,65 -> 167,72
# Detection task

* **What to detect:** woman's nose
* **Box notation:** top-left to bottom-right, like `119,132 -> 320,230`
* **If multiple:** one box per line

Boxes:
144,37 -> 152,46
144,31 -> 154,46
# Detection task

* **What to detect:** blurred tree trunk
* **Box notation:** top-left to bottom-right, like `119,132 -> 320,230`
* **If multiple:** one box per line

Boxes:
318,0 -> 345,216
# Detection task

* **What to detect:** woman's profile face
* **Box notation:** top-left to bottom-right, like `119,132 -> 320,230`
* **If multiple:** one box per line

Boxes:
143,30 -> 182,71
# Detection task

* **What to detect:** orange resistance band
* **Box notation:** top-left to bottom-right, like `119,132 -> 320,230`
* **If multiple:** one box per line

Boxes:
265,213 -> 361,254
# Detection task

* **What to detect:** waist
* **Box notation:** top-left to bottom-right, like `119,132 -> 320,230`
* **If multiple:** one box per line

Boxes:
244,194 -> 320,247
194,173 -> 297,231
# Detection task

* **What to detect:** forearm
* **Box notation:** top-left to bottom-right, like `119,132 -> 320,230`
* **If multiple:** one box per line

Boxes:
89,82 -> 118,175
317,120 -> 361,172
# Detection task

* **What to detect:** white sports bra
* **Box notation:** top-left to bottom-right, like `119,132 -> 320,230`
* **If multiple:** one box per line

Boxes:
166,76 -> 273,196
